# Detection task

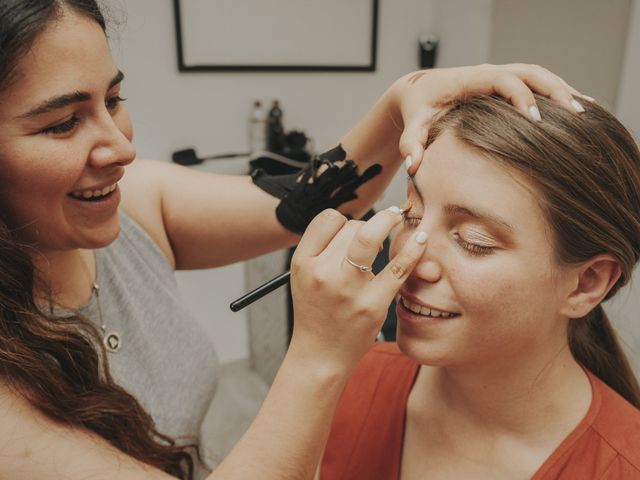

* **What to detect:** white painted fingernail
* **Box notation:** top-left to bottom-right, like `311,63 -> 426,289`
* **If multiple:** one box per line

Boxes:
405,155 -> 413,173
415,231 -> 428,244
387,206 -> 402,214
582,94 -> 595,102
571,99 -> 585,113
529,105 -> 542,122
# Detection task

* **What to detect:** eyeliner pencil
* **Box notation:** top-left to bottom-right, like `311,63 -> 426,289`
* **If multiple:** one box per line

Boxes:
230,270 -> 291,312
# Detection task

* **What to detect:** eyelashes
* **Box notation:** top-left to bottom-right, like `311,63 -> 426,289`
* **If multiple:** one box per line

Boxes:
39,95 -> 126,135
403,216 -> 422,227
403,216 -> 495,257
40,116 -> 79,134
452,233 -> 494,256
106,95 -> 126,109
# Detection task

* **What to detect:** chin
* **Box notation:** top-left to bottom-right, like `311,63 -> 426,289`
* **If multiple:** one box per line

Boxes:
76,216 -> 122,249
396,330 -> 453,367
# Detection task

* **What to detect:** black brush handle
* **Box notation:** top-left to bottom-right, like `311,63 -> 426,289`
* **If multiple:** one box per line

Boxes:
230,270 -> 291,312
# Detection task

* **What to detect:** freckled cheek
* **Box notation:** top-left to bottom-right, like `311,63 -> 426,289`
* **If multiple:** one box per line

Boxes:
451,262 -> 529,320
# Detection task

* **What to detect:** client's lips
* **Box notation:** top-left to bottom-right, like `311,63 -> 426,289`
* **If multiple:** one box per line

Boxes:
398,294 -> 460,318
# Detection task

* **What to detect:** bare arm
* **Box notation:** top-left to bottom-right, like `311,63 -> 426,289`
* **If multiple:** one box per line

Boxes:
0,352 -> 340,480
0,386 -> 175,479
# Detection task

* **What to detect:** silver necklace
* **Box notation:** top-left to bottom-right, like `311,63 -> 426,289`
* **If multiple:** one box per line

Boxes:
89,264 -> 122,353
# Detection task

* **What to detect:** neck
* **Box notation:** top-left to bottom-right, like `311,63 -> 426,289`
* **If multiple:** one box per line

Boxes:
32,248 -> 96,309
413,343 -> 591,437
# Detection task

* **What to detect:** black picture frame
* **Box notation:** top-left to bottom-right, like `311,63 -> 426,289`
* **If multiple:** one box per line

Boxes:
173,0 -> 378,72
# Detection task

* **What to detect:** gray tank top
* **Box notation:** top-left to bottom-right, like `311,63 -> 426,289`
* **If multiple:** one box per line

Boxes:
68,211 -> 219,477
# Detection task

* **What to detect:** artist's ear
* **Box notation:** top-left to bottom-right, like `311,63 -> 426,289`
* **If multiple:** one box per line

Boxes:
560,254 -> 621,318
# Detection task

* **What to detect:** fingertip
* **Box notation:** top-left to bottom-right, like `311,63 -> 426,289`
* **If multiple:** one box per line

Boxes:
570,98 -> 585,113
415,231 -> 428,244
528,105 -> 542,122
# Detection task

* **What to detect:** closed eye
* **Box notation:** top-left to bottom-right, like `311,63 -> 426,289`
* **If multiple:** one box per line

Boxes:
453,233 -> 495,256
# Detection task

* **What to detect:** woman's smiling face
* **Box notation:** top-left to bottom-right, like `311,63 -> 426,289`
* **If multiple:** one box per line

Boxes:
391,131 -> 576,368
0,10 -> 136,253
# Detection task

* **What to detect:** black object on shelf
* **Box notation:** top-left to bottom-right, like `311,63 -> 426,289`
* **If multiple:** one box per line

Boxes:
172,148 -> 250,166
249,129 -> 312,176
267,100 -> 285,153
418,35 -> 438,69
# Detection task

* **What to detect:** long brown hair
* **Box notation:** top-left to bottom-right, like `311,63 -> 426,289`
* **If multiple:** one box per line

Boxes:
426,95 -> 640,408
0,1 -> 195,477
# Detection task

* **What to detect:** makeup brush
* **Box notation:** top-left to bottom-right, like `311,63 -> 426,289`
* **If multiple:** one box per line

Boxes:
229,202 -> 412,312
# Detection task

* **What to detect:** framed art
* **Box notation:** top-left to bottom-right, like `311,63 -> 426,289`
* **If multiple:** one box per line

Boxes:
173,0 -> 379,72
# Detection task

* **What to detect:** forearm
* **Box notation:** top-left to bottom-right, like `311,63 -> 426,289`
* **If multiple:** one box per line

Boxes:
208,347 -> 348,480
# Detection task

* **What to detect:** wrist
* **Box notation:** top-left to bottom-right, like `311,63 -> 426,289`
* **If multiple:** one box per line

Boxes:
285,337 -> 355,383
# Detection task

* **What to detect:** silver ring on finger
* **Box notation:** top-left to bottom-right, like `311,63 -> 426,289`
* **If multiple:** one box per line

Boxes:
345,257 -> 372,273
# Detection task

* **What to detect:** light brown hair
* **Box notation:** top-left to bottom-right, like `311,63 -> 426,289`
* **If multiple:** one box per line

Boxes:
426,95 -> 640,408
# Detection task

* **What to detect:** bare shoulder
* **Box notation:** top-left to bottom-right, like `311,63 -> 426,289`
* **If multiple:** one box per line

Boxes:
119,159 -> 176,268
0,381 -> 172,479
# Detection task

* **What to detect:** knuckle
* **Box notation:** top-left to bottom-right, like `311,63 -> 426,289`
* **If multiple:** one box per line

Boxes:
352,299 -> 375,317
309,269 -> 331,288
353,232 -> 377,251
389,262 -> 407,280
389,261 -> 408,280
290,258 -> 303,275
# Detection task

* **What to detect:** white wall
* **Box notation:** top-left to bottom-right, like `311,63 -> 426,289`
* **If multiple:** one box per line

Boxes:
111,0 -> 439,362
490,0 -> 632,109
432,0 -> 494,67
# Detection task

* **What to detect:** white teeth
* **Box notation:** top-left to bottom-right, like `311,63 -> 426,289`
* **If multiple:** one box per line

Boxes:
401,296 -> 455,318
408,303 -> 421,314
71,183 -> 117,200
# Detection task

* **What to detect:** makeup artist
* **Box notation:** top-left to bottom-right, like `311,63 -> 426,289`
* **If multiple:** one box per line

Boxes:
0,1 -> 587,479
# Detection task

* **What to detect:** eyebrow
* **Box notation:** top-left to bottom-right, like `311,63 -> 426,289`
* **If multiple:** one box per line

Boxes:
18,70 -> 125,118
408,176 -> 515,233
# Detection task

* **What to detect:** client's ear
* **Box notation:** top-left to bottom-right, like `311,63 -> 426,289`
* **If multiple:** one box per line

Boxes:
561,254 -> 621,318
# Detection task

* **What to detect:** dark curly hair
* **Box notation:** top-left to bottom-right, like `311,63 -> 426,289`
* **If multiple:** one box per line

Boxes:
0,1 -> 196,477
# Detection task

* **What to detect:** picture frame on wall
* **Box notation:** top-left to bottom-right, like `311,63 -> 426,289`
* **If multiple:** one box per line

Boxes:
173,0 -> 379,72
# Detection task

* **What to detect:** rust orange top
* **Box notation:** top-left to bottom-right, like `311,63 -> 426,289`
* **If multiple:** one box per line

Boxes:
321,342 -> 640,479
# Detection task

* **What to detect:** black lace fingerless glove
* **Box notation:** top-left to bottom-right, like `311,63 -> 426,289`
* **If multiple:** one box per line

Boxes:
251,145 -> 382,234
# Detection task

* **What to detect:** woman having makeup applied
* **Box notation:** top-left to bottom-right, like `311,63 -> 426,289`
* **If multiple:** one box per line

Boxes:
320,95 -> 640,479
0,1 -> 588,479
